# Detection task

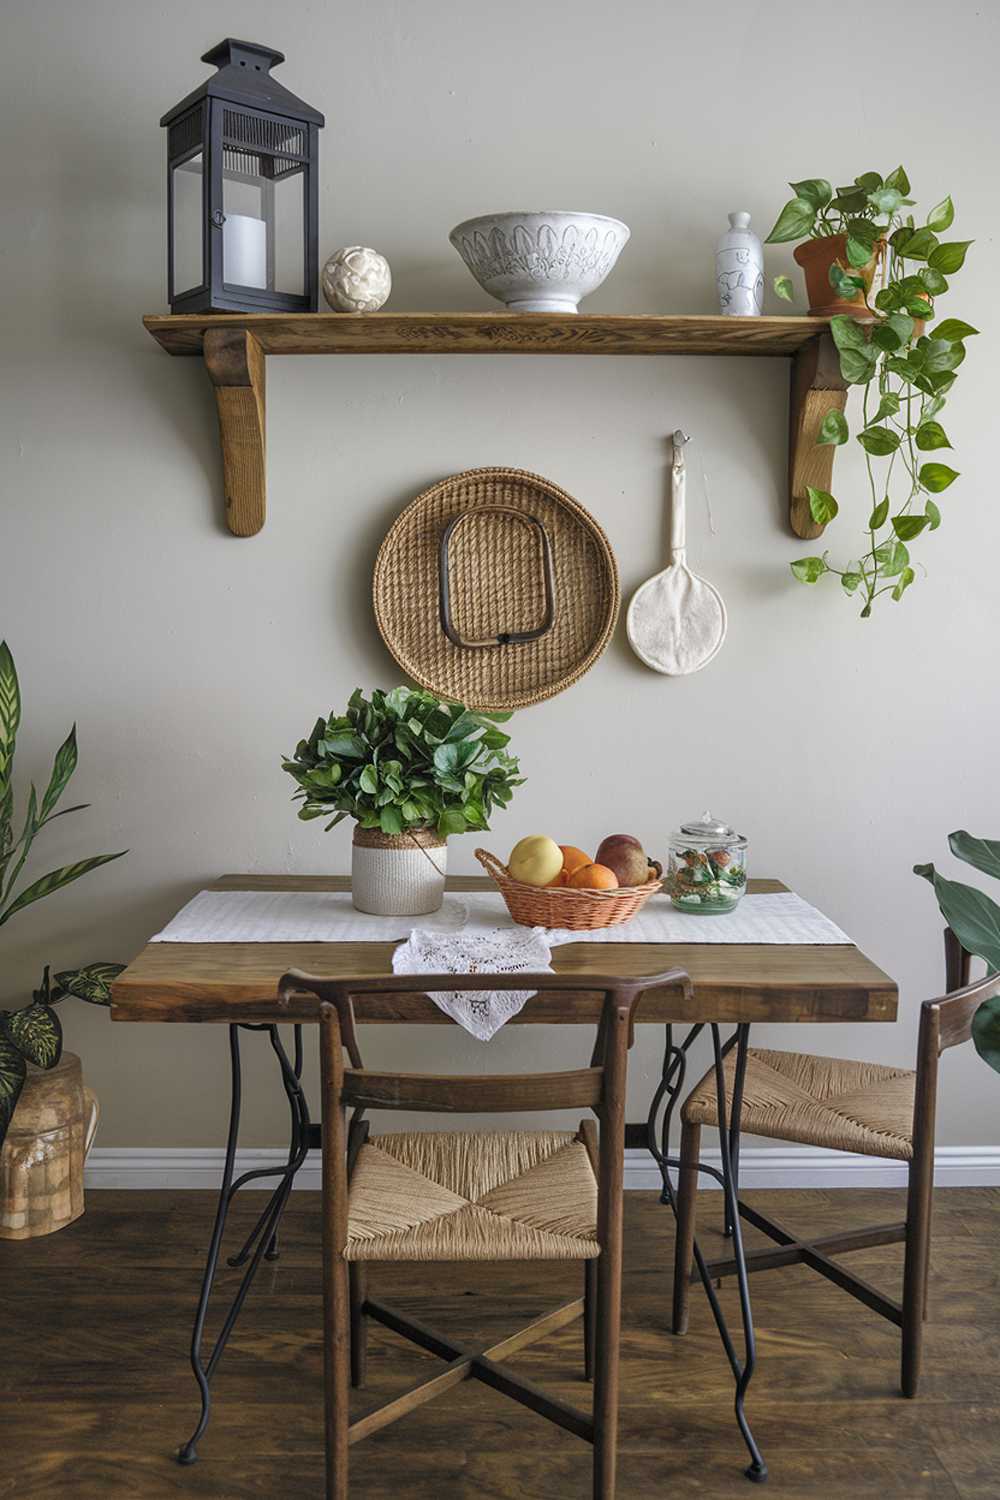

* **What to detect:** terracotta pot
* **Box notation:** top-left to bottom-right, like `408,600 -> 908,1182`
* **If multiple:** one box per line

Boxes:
0,1052 -> 99,1240
794,233 -> 885,318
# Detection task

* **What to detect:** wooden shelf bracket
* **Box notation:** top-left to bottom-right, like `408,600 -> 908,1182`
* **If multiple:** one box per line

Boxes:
788,332 -> 849,541
204,328 -> 266,537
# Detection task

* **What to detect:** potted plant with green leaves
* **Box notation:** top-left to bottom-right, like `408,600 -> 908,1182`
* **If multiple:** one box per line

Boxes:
283,686 -> 523,916
915,832 -> 1000,1078
766,168 -> 974,616
0,641 -> 126,1236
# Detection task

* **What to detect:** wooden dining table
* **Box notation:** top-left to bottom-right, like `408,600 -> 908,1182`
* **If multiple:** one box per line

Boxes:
111,872 -> 898,1481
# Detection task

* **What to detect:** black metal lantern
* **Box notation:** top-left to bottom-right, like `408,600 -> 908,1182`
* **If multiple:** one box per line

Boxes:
161,39 -> 323,314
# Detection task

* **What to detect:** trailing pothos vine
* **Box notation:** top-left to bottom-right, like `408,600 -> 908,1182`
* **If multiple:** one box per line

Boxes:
768,168 -> 975,617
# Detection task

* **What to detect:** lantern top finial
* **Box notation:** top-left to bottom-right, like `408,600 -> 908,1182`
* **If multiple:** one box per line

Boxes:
161,37 -> 324,128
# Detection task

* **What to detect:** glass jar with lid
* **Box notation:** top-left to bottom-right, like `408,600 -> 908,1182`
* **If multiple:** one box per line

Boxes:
667,811 -> 748,914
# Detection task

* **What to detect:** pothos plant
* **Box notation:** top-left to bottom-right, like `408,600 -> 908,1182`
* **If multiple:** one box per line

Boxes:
283,686 -> 523,837
915,831 -> 1000,1078
767,168 -> 975,616
0,640 -> 127,1145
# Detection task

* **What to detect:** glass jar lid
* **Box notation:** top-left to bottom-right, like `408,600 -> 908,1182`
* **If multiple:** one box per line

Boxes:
672,809 -> 748,848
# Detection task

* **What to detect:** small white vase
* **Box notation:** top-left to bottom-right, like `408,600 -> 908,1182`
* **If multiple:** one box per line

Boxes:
351,826 -> 448,916
716,211 -> 764,317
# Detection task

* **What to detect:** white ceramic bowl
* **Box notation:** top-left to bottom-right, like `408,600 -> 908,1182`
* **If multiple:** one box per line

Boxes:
449,211 -> 630,314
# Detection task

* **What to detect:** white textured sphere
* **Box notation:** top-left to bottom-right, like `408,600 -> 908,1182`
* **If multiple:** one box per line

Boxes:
321,246 -> 391,313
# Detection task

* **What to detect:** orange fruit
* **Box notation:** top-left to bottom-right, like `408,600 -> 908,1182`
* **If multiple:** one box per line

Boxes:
568,862 -> 619,891
546,845 -> 591,886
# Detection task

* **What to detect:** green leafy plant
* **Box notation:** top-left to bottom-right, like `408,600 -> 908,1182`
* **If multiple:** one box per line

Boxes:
915,831 -> 1000,1077
1,641 -> 127,930
0,964 -> 125,1147
0,639 -> 127,1144
766,170 -> 974,616
283,686 -> 523,838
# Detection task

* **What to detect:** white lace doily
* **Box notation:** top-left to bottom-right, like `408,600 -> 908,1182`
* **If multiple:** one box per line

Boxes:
392,926 -> 553,1040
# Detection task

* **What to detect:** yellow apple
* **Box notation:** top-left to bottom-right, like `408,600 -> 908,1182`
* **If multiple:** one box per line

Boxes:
508,835 -> 564,887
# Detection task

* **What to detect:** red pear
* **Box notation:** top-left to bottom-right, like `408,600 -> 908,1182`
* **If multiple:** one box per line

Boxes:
595,834 -> 657,888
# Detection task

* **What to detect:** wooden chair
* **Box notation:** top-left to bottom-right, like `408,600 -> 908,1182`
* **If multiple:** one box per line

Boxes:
278,966 -> 692,1500
670,939 -> 998,1398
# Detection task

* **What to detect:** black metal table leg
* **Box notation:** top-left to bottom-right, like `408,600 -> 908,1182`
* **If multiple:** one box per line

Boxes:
177,1021 -> 311,1466
647,1020 -> 767,1483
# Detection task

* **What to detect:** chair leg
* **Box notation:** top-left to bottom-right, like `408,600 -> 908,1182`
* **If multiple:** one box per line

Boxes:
592,1232 -> 623,1499
349,1262 -> 367,1389
324,1257 -> 351,1499
584,1258 -> 597,1381
672,1120 -> 701,1335
902,1152 -> 933,1398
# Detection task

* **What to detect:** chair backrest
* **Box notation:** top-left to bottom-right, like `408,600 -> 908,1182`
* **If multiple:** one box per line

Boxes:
278,967 -> 691,1257
278,966 -> 692,1116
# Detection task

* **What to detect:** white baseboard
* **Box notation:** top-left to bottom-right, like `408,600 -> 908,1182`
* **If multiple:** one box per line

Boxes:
85,1144 -> 1000,1192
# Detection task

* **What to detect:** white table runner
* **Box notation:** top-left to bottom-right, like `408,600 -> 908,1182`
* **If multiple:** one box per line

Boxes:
152,888 -> 852,946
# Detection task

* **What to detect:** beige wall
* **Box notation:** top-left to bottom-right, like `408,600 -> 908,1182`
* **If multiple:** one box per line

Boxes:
1,0 -> 998,1152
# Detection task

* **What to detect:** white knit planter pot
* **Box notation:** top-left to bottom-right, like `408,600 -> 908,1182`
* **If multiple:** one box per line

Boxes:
351,827 -> 448,916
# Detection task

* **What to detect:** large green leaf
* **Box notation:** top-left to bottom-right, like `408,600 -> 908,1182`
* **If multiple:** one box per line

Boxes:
39,725 -> 78,822
928,241 -> 973,274
807,488 -> 838,524
948,831 -> 1000,884
919,463 -> 959,493
972,997 -> 1000,1076
765,197 -> 816,243
0,850 -> 127,929
52,961 -> 126,1007
0,1034 -> 27,1146
0,1001 -> 62,1068
789,178 -> 832,210
914,864 -> 1000,972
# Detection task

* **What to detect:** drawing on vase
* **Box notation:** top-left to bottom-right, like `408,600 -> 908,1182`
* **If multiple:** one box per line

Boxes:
715,211 -> 764,317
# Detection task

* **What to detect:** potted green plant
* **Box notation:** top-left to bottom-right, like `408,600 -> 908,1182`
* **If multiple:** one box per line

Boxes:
766,169 -> 974,616
283,686 -> 523,916
0,641 -> 126,1235
915,831 -> 1000,1077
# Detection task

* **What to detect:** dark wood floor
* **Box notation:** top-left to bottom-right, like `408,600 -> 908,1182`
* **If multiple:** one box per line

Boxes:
3,1188 -> 998,1498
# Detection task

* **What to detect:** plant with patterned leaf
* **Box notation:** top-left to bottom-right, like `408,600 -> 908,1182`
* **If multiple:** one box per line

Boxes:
766,169 -> 974,616
915,832 -> 1000,1077
0,638 -> 127,1145
0,963 -> 125,1148
283,686 -> 523,837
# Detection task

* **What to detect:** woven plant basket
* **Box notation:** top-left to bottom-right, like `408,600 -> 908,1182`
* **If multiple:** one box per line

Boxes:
373,467 -> 620,712
476,848 -> 662,931
352,825 -> 448,916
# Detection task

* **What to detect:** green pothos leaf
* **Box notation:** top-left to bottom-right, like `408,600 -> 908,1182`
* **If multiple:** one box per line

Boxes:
0,1001 -> 62,1068
0,1035 -> 27,1144
773,274 -> 795,303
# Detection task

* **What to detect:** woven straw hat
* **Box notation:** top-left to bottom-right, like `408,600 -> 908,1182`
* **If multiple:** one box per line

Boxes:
373,467 -> 619,711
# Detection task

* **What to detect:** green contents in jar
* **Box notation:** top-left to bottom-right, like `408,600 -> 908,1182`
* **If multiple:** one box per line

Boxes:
668,847 -> 747,914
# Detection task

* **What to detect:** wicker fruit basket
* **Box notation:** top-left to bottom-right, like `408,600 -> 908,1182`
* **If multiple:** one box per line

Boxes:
476,848 -> 662,931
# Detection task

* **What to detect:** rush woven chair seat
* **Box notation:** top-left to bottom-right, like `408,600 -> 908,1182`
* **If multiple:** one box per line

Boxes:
672,934 -> 999,1399
345,1130 -> 599,1261
682,1049 -> 917,1161
280,965 -> 691,1500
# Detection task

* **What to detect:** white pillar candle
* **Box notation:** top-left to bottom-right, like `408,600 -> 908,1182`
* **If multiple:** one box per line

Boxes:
223,213 -> 267,289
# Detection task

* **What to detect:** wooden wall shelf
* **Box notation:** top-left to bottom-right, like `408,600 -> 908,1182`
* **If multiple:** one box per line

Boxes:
143,312 -> 845,538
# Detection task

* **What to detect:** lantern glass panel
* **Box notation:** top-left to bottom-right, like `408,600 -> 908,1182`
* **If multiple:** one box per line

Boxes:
171,151 -> 204,296
221,117 -> 306,297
